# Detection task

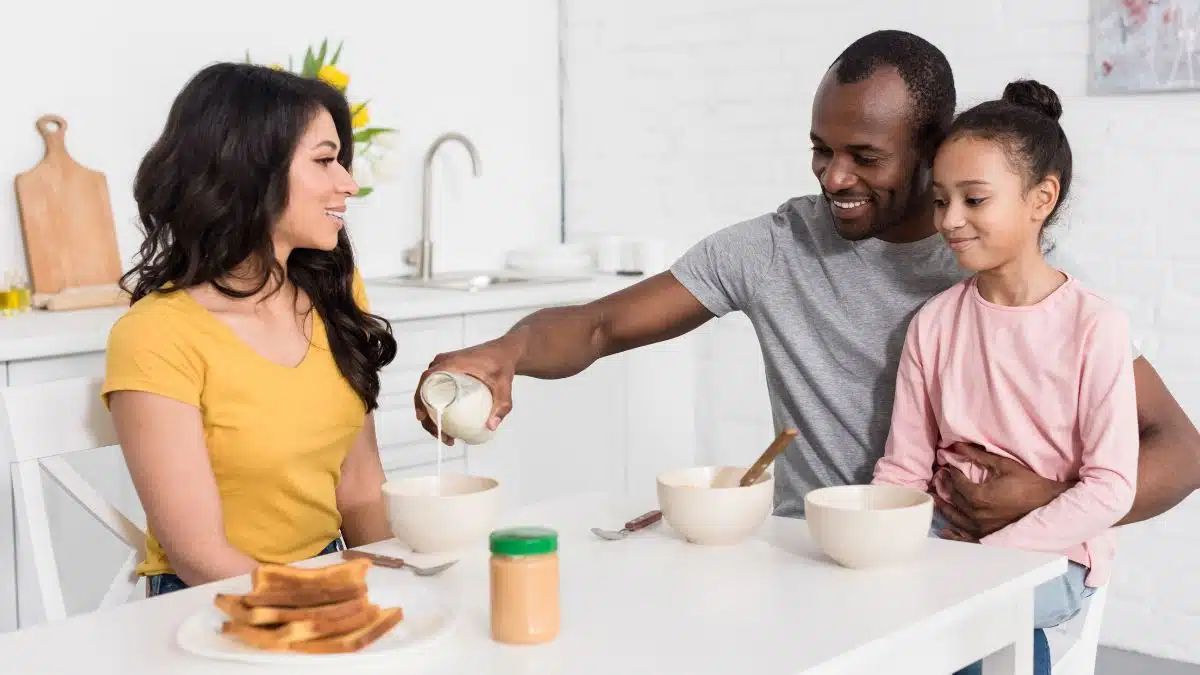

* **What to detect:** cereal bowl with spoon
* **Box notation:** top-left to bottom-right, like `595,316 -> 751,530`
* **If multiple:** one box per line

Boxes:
654,430 -> 796,546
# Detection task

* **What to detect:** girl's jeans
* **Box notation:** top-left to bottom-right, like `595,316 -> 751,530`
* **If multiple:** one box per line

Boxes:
931,511 -> 1096,675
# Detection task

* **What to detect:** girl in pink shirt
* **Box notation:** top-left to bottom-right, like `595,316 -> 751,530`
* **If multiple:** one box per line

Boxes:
872,79 -> 1138,675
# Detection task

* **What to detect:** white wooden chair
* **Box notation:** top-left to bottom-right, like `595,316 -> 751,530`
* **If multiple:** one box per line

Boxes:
1,376 -> 146,627
1047,584 -> 1109,674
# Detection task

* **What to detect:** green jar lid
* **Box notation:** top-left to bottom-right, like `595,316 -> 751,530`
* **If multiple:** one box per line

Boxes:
489,526 -> 558,556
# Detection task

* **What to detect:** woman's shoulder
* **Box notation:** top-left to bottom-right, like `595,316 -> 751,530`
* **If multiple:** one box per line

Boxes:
110,289 -> 201,341
106,288 -> 225,370
103,289 -> 210,408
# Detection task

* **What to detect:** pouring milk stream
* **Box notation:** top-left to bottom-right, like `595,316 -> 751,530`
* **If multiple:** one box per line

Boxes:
420,371 -> 497,480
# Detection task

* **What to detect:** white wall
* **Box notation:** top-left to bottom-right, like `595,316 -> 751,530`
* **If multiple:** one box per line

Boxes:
0,0 -> 562,284
563,0 -> 1200,664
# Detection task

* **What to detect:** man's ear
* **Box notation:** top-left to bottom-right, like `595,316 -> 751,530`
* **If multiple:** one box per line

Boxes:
915,131 -> 941,192
915,161 -> 932,192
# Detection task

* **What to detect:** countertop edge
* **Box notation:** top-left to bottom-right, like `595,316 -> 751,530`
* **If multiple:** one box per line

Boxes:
0,274 -> 643,364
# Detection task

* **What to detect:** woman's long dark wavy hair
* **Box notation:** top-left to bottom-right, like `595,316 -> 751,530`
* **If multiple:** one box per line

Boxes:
122,62 -> 397,411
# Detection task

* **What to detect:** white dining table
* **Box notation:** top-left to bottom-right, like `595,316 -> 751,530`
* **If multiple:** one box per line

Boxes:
0,491 -> 1065,675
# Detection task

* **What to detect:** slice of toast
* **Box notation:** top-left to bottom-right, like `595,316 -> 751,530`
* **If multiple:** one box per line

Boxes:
252,558 -> 370,593
214,593 -> 370,626
240,558 -> 371,608
220,604 -> 383,649
238,585 -> 365,608
286,606 -> 405,654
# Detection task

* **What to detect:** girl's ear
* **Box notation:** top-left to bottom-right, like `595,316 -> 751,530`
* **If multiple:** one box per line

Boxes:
1029,174 -> 1060,222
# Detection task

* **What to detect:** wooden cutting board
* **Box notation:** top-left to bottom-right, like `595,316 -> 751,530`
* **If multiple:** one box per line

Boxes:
14,114 -> 122,296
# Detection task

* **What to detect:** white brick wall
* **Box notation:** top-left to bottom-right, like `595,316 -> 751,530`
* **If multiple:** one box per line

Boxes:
564,0 -> 1200,663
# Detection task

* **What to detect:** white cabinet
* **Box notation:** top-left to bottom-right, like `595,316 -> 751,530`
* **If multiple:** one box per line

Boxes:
374,315 -> 467,475
461,308 -> 630,511
6,353 -> 106,387
384,457 -> 467,483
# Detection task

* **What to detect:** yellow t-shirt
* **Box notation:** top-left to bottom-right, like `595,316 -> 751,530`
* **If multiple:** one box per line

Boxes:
101,274 -> 372,577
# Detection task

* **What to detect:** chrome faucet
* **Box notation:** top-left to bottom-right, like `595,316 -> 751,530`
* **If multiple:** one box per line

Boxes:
412,132 -> 482,280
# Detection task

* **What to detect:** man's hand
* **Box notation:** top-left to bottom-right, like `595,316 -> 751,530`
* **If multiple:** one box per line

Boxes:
413,338 -> 519,443
935,442 -> 1069,538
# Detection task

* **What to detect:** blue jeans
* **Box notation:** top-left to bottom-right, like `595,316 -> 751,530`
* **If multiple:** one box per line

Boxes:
145,538 -> 345,597
931,511 -> 1096,675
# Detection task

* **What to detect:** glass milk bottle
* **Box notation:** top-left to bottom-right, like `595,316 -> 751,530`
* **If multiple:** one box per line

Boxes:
419,371 -> 497,445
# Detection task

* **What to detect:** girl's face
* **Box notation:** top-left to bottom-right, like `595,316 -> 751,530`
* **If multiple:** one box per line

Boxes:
930,135 -> 1058,272
275,108 -> 359,255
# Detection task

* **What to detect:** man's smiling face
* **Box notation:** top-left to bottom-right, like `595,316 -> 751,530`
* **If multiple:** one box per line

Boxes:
809,64 -> 928,242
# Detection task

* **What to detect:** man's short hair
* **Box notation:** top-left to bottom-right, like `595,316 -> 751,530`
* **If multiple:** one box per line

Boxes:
830,30 -> 956,153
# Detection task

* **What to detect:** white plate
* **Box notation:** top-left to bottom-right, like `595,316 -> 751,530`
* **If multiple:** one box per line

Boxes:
176,581 -> 458,665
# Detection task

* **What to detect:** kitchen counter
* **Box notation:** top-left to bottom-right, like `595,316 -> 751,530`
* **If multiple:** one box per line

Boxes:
0,274 -> 641,363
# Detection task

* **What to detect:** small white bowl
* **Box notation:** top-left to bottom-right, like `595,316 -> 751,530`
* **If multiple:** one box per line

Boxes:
804,484 -> 933,569
382,473 -> 500,554
656,466 -> 774,546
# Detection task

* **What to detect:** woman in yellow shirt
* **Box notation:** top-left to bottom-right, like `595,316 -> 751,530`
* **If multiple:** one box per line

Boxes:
102,62 -> 398,596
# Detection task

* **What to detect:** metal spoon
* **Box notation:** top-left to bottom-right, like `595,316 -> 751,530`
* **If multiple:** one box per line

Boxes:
591,509 -> 663,541
342,550 -> 458,576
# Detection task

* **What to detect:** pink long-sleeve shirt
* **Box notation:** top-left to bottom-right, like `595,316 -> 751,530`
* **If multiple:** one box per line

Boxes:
872,274 -> 1138,587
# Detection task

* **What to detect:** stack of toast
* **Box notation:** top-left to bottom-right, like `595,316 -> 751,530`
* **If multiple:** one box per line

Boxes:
214,557 -> 404,654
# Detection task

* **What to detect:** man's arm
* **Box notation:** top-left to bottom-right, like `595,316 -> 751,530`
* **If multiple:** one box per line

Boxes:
939,356 -> 1200,537
414,272 -> 715,439
1119,356 -> 1200,524
507,272 -> 716,379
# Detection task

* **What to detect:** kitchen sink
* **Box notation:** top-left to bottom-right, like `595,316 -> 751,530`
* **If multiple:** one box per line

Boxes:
375,271 -> 593,292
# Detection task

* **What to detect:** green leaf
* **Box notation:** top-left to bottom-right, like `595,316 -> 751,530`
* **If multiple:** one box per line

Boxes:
352,127 -> 395,144
302,46 -> 318,77
354,186 -> 374,198
330,40 -> 344,66
244,49 -> 252,63
288,55 -> 294,72
316,38 -> 328,69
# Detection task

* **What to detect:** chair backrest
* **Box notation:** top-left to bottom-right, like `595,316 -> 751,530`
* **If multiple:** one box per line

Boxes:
1074,584 -> 1108,644
0,376 -> 146,626
1049,584 -> 1110,674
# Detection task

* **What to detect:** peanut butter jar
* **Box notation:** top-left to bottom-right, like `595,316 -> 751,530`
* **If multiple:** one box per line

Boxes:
489,526 -> 560,645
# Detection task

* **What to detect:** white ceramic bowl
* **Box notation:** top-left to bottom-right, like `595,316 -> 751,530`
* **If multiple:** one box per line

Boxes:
804,484 -> 933,569
656,466 -> 774,546
382,473 -> 501,554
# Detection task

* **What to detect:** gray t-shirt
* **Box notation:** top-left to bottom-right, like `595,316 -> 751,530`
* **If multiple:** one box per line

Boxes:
670,194 -> 1122,518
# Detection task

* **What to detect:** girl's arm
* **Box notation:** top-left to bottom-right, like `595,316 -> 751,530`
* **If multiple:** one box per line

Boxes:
109,391 -> 259,585
872,316 -> 939,490
336,413 -> 392,548
981,310 -> 1138,552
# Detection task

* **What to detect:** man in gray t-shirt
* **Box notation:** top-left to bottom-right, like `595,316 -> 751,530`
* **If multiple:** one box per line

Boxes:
669,194 -> 1105,517
413,31 -> 1199,536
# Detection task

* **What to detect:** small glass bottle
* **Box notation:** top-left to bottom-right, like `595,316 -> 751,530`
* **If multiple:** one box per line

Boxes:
12,272 -> 30,312
0,271 -> 14,316
488,526 -> 560,645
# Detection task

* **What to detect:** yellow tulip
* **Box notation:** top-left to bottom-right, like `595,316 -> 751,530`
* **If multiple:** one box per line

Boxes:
318,64 -> 349,91
269,63 -> 284,71
351,104 -> 370,129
